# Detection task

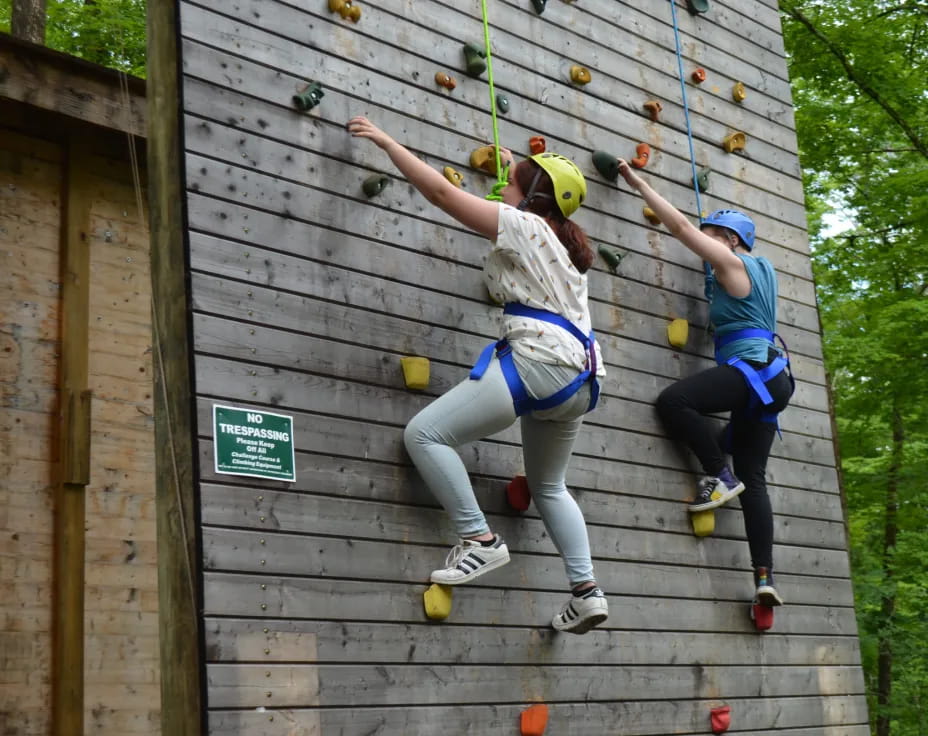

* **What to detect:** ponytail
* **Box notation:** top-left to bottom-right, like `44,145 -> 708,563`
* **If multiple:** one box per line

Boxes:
513,160 -> 594,273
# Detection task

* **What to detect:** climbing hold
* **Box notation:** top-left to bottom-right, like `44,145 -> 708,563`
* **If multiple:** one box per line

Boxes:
497,94 -> 510,113
696,167 -> 711,193
329,0 -> 361,21
443,166 -> 464,188
686,0 -> 709,13
722,131 -> 747,154
531,0 -> 546,13
732,81 -> 747,102
667,318 -> 689,349
292,81 -> 324,111
462,43 -> 487,77
691,67 -> 707,84
570,65 -> 591,85
690,509 -> 715,536
642,206 -> 661,225
751,603 -> 774,631
643,100 -> 662,122
423,583 -> 453,620
506,475 -> 531,512
630,143 -> 650,169
597,245 -> 625,274
520,704 -> 549,736
400,356 -> 430,390
710,705 -> 732,734
470,145 -> 500,175
529,136 -> 546,155
328,0 -> 345,12
362,174 -> 389,198
434,71 -> 457,91
591,151 -> 619,182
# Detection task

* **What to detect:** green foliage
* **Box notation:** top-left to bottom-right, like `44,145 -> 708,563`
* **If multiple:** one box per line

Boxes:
0,0 -> 146,77
783,2 -> 928,733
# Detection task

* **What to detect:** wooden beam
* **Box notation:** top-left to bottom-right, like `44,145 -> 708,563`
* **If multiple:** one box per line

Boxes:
0,33 -> 146,137
147,0 -> 204,733
52,134 -> 93,736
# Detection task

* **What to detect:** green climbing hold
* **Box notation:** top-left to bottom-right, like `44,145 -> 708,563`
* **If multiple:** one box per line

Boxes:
293,81 -> 324,111
598,245 -> 625,274
686,0 -> 709,14
362,174 -> 389,198
462,43 -> 487,78
497,94 -> 510,113
696,167 -> 711,193
592,150 -> 620,182
531,0 -> 546,13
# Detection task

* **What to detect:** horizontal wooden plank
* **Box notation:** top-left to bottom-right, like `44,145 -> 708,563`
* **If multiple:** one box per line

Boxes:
201,529 -> 856,606
205,617 -> 862,667
209,698 -> 870,736
205,660 -> 864,708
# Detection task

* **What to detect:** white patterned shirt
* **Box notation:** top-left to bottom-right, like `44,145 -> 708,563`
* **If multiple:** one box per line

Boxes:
484,204 -> 606,377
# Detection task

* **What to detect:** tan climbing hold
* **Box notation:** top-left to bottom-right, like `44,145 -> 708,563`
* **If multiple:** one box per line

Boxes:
443,166 -> 464,188
732,81 -> 747,102
643,206 -> 661,225
423,584 -> 453,620
570,65 -> 592,85
722,131 -> 747,153
434,72 -> 457,91
401,356 -> 430,390
643,100 -> 663,122
470,145 -> 500,175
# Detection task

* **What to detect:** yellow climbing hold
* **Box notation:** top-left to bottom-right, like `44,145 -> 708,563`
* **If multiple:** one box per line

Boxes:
691,509 -> 715,537
570,65 -> 592,85
401,356 -> 430,390
423,583 -> 453,620
722,131 -> 747,153
667,318 -> 689,349
443,166 -> 464,188
732,81 -> 747,102
643,206 -> 661,225
470,145 -> 500,175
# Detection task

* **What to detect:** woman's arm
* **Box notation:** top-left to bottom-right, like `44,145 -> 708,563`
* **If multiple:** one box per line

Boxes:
348,116 -> 505,241
616,158 -> 750,297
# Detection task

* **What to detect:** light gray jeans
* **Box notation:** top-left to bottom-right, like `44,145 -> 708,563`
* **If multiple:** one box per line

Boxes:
404,352 -> 596,585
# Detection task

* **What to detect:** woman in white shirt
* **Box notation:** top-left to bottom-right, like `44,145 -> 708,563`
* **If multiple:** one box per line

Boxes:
348,116 -> 608,634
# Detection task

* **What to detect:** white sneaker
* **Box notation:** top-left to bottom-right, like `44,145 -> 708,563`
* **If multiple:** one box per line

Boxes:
689,473 -> 746,512
429,537 -> 510,585
552,587 -> 609,634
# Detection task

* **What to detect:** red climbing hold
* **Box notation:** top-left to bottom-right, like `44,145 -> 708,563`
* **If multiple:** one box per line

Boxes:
520,703 -> 549,736
691,67 -> 707,84
710,705 -> 732,734
751,603 -> 774,631
506,475 -> 531,511
529,136 -> 546,155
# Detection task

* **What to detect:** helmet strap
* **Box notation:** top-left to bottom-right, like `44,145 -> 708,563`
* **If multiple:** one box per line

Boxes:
517,168 -> 548,211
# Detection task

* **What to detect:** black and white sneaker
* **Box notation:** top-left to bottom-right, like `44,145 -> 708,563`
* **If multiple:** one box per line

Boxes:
754,567 -> 784,607
552,587 -> 609,634
689,467 -> 745,512
429,537 -> 510,585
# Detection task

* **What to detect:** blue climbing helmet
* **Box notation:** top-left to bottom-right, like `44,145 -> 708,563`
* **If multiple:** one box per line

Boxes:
700,209 -> 756,250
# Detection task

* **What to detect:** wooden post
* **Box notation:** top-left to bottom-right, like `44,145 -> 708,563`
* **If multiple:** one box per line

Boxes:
52,135 -> 92,736
147,0 -> 205,733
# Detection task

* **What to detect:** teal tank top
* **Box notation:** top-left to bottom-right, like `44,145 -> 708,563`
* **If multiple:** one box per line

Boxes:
709,255 -> 778,363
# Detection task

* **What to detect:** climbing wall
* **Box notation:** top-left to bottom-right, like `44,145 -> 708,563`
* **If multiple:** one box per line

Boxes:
177,0 -> 871,733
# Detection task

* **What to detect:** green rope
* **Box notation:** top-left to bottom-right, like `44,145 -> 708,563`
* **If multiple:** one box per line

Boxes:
479,0 -> 509,201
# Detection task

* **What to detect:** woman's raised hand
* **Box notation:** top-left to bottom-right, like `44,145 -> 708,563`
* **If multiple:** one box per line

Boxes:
347,116 -> 396,150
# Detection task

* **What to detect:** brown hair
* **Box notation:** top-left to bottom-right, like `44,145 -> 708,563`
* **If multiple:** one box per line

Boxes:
513,160 -> 593,273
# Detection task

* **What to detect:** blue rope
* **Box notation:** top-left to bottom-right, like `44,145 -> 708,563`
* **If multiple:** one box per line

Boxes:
668,0 -> 713,291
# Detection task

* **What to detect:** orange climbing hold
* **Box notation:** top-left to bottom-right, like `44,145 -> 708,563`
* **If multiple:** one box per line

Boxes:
529,136 -> 546,155
710,705 -> 732,734
520,704 -> 549,736
643,99 -> 662,122
506,475 -> 531,512
630,143 -> 650,168
434,72 -> 457,91
691,67 -> 707,84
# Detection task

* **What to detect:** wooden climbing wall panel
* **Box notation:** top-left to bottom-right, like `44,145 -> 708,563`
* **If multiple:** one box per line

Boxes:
176,0 -> 871,733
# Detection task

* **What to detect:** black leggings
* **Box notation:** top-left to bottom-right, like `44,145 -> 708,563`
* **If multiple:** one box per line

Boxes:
656,359 -> 793,569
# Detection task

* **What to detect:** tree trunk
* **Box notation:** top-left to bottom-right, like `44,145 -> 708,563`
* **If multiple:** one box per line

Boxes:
11,0 -> 47,44
876,400 -> 903,736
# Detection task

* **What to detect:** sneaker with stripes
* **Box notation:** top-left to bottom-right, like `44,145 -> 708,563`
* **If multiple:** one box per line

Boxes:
429,536 -> 510,585
552,587 -> 609,634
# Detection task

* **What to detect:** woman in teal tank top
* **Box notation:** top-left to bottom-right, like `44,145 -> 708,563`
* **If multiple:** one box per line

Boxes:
616,158 -> 794,607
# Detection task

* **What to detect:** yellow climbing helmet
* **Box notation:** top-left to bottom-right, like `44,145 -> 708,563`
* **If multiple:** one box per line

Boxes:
529,152 -> 587,218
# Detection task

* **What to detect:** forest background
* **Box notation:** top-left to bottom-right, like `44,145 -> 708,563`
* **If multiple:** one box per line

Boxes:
1,1 -> 925,734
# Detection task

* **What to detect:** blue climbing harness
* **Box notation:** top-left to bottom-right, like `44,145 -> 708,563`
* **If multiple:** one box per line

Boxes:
470,303 -> 600,416
714,328 -> 794,429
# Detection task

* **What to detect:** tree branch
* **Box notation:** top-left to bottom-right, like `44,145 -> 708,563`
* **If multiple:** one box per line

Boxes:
781,1 -> 928,159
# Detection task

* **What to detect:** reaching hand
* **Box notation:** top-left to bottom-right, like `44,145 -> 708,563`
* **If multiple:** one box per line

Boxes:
347,116 -> 396,150
616,158 -> 643,190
